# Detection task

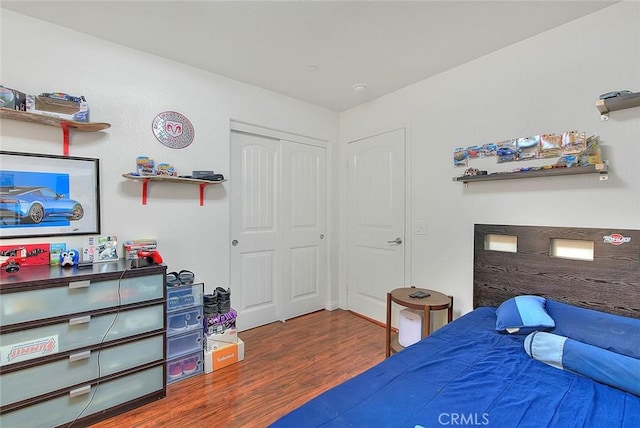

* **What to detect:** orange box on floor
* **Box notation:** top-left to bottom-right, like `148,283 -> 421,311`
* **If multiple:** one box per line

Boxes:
204,338 -> 244,373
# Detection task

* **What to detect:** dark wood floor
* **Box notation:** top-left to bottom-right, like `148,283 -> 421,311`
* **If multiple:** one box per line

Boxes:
91,309 -> 385,427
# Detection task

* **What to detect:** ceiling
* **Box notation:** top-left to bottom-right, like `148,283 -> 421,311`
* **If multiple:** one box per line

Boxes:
1,1 -> 618,112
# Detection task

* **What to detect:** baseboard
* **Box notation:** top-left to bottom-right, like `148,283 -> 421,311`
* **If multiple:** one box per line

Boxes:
325,300 -> 340,311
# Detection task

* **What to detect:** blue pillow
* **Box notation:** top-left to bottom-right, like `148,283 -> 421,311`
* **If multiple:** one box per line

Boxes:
545,299 -> 640,359
495,295 -> 555,334
525,331 -> 640,396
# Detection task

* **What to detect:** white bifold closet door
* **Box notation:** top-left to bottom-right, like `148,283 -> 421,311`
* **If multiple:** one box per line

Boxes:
230,127 -> 327,331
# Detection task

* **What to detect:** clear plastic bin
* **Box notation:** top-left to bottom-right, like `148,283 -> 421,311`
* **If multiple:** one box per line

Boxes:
166,283 -> 204,313
167,306 -> 204,337
167,328 -> 203,360
166,350 -> 203,384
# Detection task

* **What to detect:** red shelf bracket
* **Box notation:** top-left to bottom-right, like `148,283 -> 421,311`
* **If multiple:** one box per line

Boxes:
199,183 -> 209,206
141,179 -> 150,205
61,122 -> 70,156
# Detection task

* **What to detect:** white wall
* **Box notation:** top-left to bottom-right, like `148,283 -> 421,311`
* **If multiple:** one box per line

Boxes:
339,1 -> 640,317
3,3 -> 639,323
0,10 -> 340,305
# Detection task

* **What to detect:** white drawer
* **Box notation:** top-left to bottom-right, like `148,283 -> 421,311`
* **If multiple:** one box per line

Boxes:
1,334 -> 164,408
0,304 -> 164,367
0,365 -> 164,428
0,274 -> 164,326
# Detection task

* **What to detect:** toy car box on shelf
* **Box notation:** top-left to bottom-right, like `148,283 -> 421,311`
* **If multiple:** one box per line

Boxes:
0,243 -> 49,267
49,243 -> 66,266
26,92 -> 89,122
0,85 -> 26,111
123,239 -> 157,260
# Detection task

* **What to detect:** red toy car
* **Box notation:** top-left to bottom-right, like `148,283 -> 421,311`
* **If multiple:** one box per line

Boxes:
1,247 -> 26,273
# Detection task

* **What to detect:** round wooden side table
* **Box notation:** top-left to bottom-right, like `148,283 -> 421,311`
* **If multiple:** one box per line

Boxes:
385,287 -> 453,357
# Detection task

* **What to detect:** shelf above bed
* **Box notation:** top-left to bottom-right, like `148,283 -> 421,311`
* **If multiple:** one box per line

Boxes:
595,91 -> 640,121
453,163 -> 608,185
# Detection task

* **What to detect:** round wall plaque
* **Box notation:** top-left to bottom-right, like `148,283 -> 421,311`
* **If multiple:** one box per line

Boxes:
152,111 -> 194,149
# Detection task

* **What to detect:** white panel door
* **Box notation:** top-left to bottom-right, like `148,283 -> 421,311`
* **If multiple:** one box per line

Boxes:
347,128 -> 405,322
230,131 -> 280,331
281,141 -> 327,320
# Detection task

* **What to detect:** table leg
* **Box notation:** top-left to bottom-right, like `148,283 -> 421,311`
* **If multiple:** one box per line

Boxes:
448,296 -> 454,323
423,306 -> 431,338
385,292 -> 391,358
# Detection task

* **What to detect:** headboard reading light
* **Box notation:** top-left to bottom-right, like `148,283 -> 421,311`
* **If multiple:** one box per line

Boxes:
549,238 -> 594,261
484,234 -> 517,253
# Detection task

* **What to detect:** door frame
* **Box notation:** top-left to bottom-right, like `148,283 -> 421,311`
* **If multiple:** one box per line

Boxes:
341,125 -> 413,319
229,120 -> 331,327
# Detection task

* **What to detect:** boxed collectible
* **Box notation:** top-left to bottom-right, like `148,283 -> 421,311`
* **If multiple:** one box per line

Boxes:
0,85 -> 27,111
49,243 -> 66,266
0,243 -> 49,267
123,239 -> 157,260
26,93 -> 90,122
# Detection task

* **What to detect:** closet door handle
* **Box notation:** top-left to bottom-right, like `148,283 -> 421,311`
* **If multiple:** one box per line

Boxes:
387,237 -> 403,245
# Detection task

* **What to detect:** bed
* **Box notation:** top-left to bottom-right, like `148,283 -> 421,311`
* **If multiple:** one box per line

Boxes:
270,224 -> 640,428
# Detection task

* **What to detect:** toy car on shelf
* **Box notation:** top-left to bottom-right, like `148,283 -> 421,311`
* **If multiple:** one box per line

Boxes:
1,247 -> 26,273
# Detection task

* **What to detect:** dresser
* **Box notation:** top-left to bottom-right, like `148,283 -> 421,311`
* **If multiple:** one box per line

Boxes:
0,260 -> 167,428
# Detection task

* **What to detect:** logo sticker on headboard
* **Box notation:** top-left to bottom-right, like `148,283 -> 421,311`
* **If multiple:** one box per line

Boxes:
602,234 -> 631,245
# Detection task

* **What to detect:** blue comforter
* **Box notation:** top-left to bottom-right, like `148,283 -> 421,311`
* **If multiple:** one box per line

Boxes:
271,308 -> 640,427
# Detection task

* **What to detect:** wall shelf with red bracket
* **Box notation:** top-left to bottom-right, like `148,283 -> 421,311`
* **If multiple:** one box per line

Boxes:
0,108 -> 110,155
122,173 -> 227,206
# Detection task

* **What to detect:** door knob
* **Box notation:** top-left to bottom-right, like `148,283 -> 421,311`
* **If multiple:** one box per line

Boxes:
231,240 -> 239,246
387,237 -> 403,245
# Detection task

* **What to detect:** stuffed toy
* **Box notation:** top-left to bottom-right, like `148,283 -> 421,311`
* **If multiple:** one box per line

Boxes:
60,249 -> 79,267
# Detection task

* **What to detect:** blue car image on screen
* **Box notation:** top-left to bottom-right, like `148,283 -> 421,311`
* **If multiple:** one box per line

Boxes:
0,186 -> 83,224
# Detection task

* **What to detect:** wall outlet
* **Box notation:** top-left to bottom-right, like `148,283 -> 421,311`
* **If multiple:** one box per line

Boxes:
415,221 -> 428,235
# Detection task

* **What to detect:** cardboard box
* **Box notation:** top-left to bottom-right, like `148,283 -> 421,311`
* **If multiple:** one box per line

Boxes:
205,308 -> 237,335
26,94 -> 90,122
0,243 -> 49,267
204,338 -> 244,373
205,328 -> 238,352
82,236 -> 96,262
49,243 -> 66,266
123,239 -> 157,260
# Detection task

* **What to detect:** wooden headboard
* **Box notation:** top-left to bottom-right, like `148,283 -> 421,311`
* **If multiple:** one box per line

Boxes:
473,224 -> 640,318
